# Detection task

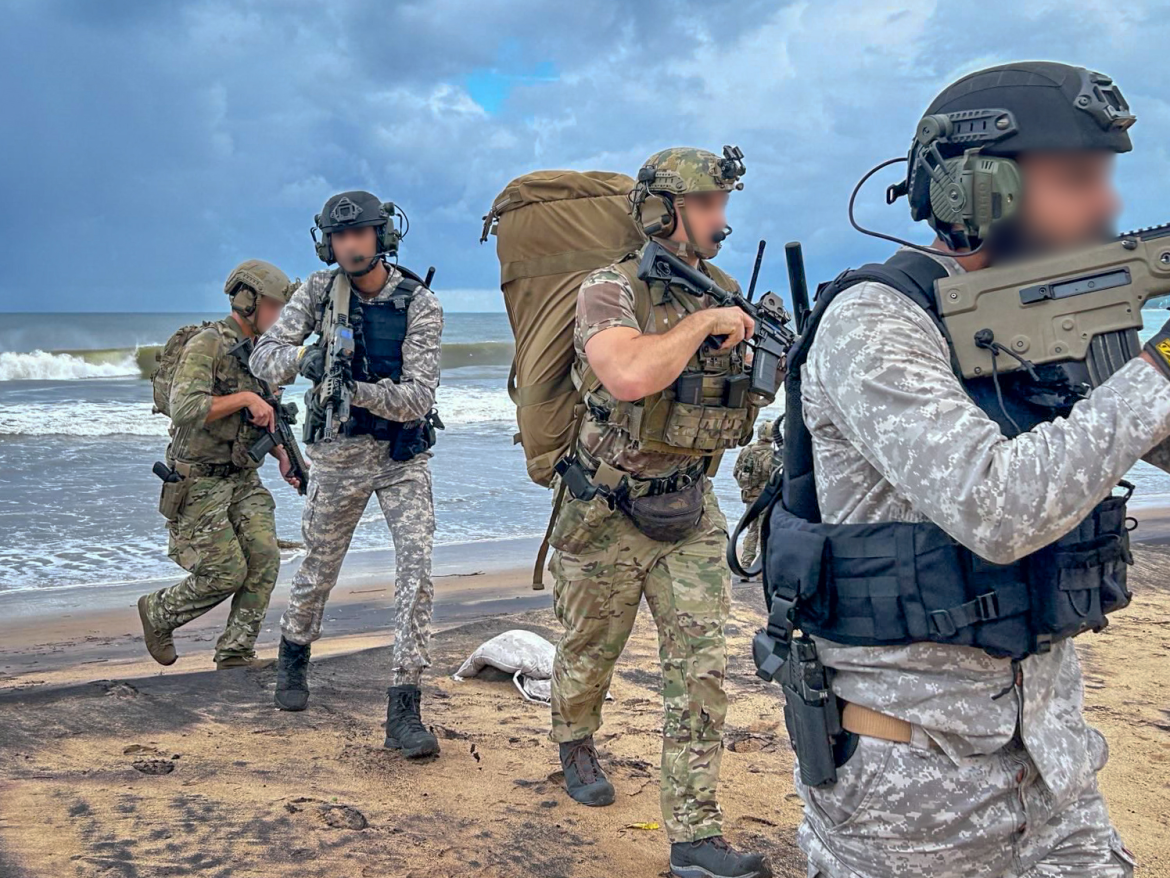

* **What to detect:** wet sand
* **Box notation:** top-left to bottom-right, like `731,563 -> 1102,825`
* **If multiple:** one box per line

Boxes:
0,546 -> 1168,876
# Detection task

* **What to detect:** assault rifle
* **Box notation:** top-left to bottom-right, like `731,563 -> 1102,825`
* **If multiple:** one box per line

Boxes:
304,271 -> 356,444
637,239 -> 795,405
228,338 -> 310,494
938,222 -> 1170,385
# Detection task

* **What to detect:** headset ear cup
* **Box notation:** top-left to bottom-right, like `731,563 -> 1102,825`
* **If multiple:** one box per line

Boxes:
638,194 -> 676,237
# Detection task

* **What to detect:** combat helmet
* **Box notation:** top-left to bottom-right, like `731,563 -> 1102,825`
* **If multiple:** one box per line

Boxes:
311,190 -> 404,272
631,145 -> 745,259
224,259 -> 296,325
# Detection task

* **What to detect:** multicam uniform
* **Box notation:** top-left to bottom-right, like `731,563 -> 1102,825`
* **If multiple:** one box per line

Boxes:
549,240 -> 757,844
143,316 -> 281,663
732,420 -> 778,566
249,265 -> 443,687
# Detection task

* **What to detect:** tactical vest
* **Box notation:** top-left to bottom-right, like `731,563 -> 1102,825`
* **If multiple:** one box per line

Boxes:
743,250 -> 1133,666
341,275 -> 434,461
574,251 -> 760,458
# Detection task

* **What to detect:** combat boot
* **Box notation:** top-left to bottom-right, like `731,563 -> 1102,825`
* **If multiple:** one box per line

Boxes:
137,595 -> 177,666
384,685 -> 441,758
669,837 -> 772,878
558,736 -> 615,806
274,637 -> 310,711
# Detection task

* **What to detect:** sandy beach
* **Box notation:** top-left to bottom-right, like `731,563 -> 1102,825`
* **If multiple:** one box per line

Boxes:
0,537 -> 1168,877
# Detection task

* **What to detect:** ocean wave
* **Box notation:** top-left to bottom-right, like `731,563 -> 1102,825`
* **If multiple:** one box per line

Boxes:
0,349 -> 146,381
0,385 -> 516,437
0,341 -> 515,382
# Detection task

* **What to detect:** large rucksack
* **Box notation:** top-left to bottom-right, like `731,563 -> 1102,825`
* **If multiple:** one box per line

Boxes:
481,171 -> 644,487
151,322 -> 215,416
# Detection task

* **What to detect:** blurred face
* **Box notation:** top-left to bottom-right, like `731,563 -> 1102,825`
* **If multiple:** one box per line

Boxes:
330,225 -> 379,270
1012,151 -> 1121,253
670,190 -> 730,252
254,296 -> 285,334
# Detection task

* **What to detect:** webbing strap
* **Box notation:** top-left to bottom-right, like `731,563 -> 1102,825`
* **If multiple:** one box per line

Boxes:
508,366 -> 577,407
500,247 -> 636,284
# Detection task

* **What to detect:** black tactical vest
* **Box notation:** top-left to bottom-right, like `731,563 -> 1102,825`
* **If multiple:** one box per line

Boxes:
344,275 -> 434,461
743,250 -> 1133,665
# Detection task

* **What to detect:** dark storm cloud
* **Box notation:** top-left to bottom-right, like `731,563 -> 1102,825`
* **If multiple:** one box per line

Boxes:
1,0 -> 1167,311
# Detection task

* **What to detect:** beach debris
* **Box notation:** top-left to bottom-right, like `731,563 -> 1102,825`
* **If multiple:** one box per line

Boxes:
284,797 -> 368,830
453,629 -> 612,704
626,822 -> 660,831
132,759 -> 175,775
94,680 -> 139,698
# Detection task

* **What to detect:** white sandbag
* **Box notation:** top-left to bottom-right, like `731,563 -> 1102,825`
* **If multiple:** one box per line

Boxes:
453,629 -> 612,704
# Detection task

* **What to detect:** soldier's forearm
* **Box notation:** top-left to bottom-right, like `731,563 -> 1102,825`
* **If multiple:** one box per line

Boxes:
586,313 -> 715,402
205,392 -> 257,425
249,339 -> 300,385
352,380 -> 435,422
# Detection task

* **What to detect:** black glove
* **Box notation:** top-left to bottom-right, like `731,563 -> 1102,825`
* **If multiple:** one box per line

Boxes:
1143,318 -> 1170,380
297,347 -> 326,384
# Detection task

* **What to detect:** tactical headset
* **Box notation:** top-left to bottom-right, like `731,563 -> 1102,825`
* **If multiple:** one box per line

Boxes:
311,200 -> 406,265
903,110 -> 1024,251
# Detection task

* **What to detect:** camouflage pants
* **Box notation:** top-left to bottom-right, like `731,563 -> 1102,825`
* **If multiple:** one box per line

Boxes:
739,490 -> 763,567
282,434 -> 435,687
145,469 -> 279,662
798,735 -> 1135,878
549,480 -> 730,844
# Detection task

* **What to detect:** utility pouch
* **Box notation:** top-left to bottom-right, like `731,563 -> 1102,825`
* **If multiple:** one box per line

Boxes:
782,637 -> 844,788
725,374 -> 749,409
674,373 -> 705,406
155,461 -> 192,522
618,481 -> 704,543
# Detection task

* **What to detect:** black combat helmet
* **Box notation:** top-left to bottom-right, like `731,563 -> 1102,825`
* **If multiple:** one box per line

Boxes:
312,190 -> 402,266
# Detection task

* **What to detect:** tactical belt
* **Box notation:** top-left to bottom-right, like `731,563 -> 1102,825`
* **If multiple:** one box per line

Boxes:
557,448 -> 708,506
840,703 -> 914,745
176,461 -> 242,478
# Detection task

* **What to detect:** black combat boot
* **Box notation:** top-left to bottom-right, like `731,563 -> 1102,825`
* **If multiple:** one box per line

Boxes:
274,637 -> 310,711
669,837 -> 772,878
384,685 -> 441,758
558,736 -> 615,806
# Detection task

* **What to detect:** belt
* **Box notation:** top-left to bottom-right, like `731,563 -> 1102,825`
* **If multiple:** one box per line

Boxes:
841,702 -> 914,745
177,461 -> 242,478
573,449 -> 708,501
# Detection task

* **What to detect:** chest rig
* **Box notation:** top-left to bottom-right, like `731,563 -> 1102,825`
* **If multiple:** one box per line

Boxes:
573,252 -> 760,459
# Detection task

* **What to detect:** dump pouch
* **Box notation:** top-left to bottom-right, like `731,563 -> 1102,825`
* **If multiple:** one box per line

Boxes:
617,481 -> 705,543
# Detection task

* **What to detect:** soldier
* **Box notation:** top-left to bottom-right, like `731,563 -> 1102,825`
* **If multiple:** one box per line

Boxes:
250,190 -> 443,760
137,260 -> 300,670
548,148 -> 771,878
731,416 -> 781,574
771,62 -> 1169,876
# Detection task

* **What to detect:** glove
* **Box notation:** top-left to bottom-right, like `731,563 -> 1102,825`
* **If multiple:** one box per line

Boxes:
297,346 -> 326,384
1143,318 -> 1170,380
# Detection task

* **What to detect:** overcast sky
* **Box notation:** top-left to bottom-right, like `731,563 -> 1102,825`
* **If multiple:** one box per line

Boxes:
2,0 -> 1168,312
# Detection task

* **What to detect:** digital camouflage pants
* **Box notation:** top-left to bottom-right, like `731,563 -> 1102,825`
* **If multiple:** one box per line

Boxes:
549,480 -> 731,844
282,434 -> 435,687
145,469 -> 279,663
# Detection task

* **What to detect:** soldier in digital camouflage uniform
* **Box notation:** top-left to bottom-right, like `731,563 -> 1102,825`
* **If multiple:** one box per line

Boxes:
250,190 -> 443,759
138,260 -> 300,670
548,147 -> 772,878
787,62 -> 1167,878
732,417 -> 780,571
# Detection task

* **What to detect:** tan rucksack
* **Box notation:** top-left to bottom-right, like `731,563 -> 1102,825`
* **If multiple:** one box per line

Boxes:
481,170 -> 644,487
151,322 -> 215,416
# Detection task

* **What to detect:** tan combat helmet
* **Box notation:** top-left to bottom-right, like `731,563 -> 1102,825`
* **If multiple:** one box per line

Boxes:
757,418 -> 774,442
224,259 -> 297,325
630,145 -> 745,259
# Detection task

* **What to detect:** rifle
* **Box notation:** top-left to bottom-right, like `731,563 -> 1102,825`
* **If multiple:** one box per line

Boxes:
938,222 -> 1170,384
637,239 -> 796,406
228,338 -> 311,495
304,271 -> 356,444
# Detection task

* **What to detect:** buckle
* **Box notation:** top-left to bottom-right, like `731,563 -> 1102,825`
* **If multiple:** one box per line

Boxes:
976,591 -> 999,621
929,609 -> 958,639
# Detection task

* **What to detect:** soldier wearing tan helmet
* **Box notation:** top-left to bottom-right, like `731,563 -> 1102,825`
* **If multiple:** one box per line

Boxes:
547,147 -> 771,878
137,259 -> 300,670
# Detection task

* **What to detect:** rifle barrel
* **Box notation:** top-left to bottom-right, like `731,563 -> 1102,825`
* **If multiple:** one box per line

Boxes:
746,240 -> 766,304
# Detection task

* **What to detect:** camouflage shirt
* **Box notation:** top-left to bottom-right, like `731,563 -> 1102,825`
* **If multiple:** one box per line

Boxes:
732,437 -> 775,501
804,247 -> 1170,808
574,246 -> 740,479
168,316 -> 268,468
249,264 -> 443,425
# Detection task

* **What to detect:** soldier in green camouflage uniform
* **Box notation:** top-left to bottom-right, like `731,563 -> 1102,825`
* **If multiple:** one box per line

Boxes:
137,260 -> 300,670
732,417 -> 780,570
549,147 -> 772,878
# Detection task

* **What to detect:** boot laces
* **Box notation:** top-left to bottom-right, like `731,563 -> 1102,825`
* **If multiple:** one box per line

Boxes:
393,689 -> 428,734
567,739 -> 602,783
